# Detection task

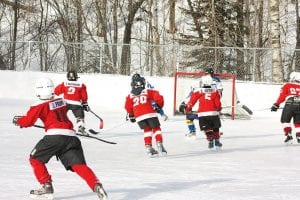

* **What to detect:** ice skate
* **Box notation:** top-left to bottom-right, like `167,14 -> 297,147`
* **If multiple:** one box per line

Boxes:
215,138 -> 223,150
30,182 -> 54,199
145,145 -> 158,157
284,133 -> 293,144
157,142 -> 167,156
208,139 -> 214,149
185,131 -> 196,139
94,183 -> 108,200
297,136 -> 300,143
78,125 -> 88,135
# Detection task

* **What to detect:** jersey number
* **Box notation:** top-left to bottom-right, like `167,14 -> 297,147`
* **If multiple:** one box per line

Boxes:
55,110 -> 68,122
205,93 -> 211,100
67,87 -> 76,94
290,88 -> 300,95
133,95 -> 147,106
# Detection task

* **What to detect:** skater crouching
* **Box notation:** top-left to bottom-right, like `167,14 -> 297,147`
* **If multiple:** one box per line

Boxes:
13,77 -> 107,200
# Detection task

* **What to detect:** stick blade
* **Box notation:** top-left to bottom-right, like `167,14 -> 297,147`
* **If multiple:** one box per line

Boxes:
99,118 -> 104,129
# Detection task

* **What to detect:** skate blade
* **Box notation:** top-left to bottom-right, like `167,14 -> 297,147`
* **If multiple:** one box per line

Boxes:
30,193 -> 54,199
285,139 -> 293,145
159,152 -> 167,157
147,153 -> 159,158
186,136 -> 197,140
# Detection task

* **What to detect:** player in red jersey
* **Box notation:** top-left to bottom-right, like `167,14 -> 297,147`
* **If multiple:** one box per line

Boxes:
125,76 -> 167,157
13,77 -> 107,200
54,70 -> 90,133
185,75 -> 223,149
271,71 -> 300,144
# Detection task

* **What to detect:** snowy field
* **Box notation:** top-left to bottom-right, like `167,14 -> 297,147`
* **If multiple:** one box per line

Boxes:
1,71 -> 300,200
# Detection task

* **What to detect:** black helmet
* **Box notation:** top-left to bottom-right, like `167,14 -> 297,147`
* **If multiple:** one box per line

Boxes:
132,73 -> 142,81
67,70 -> 79,81
205,67 -> 214,77
131,76 -> 145,88
130,76 -> 145,95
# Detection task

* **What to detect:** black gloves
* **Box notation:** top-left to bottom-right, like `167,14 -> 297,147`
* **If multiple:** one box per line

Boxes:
126,114 -> 136,123
129,115 -> 136,123
179,102 -> 186,113
13,116 -> 22,126
271,104 -> 279,112
82,103 -> 90,112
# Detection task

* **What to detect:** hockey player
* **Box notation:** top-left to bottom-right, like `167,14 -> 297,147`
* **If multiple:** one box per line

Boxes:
131,73 -> 168,121
179,68 -> 223,138
179,86 -> 199,138
271,71 -> 300,144
54,70 -> 90,134
185,75 -> 223,149
12,77 -> 107,200
205,67 -> 223,95
125,76 -> 167,157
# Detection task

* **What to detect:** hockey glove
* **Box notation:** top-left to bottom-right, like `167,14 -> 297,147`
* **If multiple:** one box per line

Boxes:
151,102 -> 161,113
271,104 -> 279,112
128,114 -> 136,123
179,102 -> 186,113
82,103 -> 90,112
13,116 -> 22,126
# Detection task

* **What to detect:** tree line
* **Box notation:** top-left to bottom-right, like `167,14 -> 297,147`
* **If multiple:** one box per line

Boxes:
0,0 -> 298,82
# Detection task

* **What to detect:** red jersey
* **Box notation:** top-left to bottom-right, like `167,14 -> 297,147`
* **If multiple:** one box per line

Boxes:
275,82 -> 300,105
54,81 -> 88,105
125,89 -> 164,122
186,88 -> 221,117
17,98 -> 75,136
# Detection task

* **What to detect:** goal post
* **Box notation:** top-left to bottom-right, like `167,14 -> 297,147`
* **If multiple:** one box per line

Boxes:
173,71 -> 239,120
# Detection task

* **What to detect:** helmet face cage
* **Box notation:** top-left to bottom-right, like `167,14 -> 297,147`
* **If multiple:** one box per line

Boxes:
67,71 -> 78,81
131,77 -> 145,89
200,75 -> 213,88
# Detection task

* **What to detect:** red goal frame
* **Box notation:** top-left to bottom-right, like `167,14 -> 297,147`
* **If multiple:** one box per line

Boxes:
173,71 -> 236,120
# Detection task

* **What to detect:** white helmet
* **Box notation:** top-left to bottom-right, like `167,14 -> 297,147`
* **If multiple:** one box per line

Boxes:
289,72 -> 300,83
200,75 -> 213,88
35,77 -> 54,100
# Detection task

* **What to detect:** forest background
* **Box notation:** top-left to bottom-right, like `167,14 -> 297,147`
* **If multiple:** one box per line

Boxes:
0,0 -> 298,82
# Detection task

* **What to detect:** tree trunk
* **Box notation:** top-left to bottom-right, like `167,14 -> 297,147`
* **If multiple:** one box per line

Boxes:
295,0 -> 300,72
10,0 -> 18,70
120,0 -> 146,75
169,0 -> 175,34
269,0 -> 283,82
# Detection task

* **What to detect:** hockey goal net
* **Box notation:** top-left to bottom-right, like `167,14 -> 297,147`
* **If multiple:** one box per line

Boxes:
173,71 -> 249,120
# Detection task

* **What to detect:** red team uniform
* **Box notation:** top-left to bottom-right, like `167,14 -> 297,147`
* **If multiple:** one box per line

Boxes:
186,75 -> 223,149
125,75 -> 167,157
54,71 -> 90,133
272,72 -> 300,143
54,81 -> 88,106
13,77 -> 107,200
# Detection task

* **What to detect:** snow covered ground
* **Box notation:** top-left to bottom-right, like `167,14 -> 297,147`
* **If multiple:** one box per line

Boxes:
1,71 -> 300,200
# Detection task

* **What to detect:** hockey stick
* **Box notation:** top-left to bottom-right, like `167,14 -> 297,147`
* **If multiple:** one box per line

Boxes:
76,132 -> 117,144
33,125 -> 116,144
89,109 -> 104,129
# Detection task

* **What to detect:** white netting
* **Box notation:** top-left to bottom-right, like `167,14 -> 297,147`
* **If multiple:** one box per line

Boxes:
174,72 -> 251,120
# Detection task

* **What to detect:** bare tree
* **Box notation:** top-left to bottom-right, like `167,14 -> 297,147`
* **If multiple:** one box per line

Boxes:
269,0 -> 283,82
120,0 -> 146,75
